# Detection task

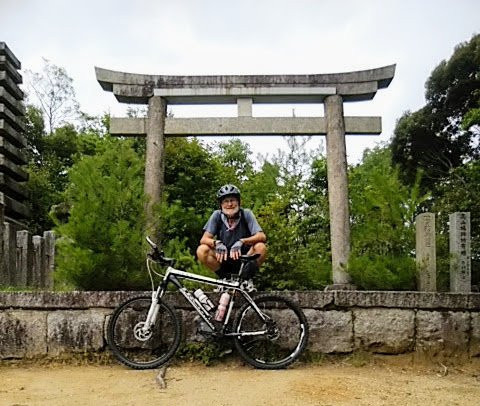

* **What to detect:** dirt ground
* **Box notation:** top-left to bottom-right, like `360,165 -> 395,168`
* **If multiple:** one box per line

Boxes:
1,355 -> 480,406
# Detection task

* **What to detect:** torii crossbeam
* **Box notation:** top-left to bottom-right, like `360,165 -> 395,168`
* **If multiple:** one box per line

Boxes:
95,64 -> 395,287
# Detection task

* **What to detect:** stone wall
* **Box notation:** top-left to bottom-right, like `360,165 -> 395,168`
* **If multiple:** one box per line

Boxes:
1,290 -> 480,359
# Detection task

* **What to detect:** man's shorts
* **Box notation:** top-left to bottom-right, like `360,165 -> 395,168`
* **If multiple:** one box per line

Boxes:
216,245 -> 249,278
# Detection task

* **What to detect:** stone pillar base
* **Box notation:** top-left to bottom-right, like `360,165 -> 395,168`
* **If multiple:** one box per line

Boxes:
324,283 -> 357,291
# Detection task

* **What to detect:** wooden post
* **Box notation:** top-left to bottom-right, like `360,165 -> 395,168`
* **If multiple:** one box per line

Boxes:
325,95 -> 352,286
144,96 -> 167,238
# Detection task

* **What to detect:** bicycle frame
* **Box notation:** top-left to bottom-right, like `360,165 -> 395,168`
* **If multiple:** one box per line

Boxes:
143,262 -> 269,338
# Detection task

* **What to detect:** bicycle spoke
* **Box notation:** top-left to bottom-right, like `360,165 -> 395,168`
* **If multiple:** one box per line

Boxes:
107,297 -> 181,369
233,295 -> 309,369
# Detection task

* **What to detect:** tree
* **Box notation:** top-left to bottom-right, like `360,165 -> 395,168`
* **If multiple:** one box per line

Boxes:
391,34 -> 480,189
430,159 -> 480,290
214,138 -> 254,182
347,146 -> 425,290
55,138 -> 147,290
252,138 -> 330,290
25,59 -> 79,134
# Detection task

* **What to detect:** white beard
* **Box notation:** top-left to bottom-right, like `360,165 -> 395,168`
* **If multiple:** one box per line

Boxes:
222,207 -> 240,219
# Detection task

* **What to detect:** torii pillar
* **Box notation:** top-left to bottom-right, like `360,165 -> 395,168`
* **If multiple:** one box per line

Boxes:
95,65 -> 395,287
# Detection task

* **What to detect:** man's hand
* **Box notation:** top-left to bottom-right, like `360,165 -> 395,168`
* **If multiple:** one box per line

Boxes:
230,240 -> 244,260
215,241 -> 228,263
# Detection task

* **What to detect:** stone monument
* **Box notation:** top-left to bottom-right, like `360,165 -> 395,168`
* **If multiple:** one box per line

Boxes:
415,212 -> 436,291
95,64 -> 396,286
449,212 -> 471,293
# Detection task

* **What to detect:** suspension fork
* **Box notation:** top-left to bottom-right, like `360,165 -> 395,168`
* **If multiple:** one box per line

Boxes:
143,275 -> 169,330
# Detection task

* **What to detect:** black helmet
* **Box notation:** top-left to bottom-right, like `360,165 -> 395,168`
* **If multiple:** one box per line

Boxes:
217,184 -> 241,202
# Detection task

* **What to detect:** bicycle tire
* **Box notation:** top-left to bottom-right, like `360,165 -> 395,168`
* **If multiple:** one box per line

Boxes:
232,294 -> 309,369
107,296 -> 181,369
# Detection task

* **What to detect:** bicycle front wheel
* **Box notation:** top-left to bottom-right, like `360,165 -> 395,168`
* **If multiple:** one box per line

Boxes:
107,296 -> 181,369
233,294 -> 309,369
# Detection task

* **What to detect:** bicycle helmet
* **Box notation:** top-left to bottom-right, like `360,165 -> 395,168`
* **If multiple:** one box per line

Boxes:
217,184 -> 241,203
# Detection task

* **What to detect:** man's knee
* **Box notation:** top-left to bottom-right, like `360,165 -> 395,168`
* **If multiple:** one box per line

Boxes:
196,244 -> 211,263
252,242 -> 267,255
251,242 -> 267,264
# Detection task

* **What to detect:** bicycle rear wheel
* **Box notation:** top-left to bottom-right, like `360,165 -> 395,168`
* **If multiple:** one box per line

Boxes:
232,294 -> 309,369
107,296 -> 181,369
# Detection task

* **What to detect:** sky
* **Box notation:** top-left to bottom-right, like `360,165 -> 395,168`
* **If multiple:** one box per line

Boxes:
1,0 -> 479,164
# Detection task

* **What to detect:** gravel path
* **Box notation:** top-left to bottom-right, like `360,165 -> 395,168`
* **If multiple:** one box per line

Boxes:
1,356 -> 479,406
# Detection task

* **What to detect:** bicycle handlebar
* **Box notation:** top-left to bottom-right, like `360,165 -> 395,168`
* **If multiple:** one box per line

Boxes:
145,236 -> 175,266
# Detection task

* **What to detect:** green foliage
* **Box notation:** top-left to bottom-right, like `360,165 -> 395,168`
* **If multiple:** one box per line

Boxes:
257,197 -> 331,290
165,137 -> 224,214
462,106 -> 480,130
253,138 -> 331,290
348,147 -> 424,290
348,255 -> 416,291
430,160 -> 480,289
391,34 -> 480,189
214,138 -> 254,182
177,342 -> 230,365
241,160 -> 280,210
22,43 -> 480,293
54,138 -> 148,290
161,236 -> 213,290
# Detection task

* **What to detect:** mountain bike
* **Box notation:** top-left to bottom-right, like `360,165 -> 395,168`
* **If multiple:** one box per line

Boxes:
107,237 -> 309,370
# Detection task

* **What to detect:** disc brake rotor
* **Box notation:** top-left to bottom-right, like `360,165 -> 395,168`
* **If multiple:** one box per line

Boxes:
134,322 -> 153,341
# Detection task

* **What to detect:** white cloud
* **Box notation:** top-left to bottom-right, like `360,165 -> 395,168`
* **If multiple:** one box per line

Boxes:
0,0 -> 478,162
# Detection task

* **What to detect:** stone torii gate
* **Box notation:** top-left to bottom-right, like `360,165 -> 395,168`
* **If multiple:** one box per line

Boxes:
95,65 -> 395,287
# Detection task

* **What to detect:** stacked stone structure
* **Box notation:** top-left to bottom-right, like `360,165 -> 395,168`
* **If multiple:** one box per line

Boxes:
0,43 -> 54,289
0,42 -> 29,225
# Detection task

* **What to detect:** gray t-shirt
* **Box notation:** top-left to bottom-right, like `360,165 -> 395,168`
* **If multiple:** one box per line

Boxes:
203,209 -> 262,249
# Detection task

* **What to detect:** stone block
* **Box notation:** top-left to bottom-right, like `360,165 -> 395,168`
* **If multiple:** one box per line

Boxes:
180,309 -> 197,342
304,309 -> 353,353
333,290 -> 471,309
468,294 -> 480,309
285,291 -> 334,309
354,309 -> 414,354
0,310 -> 47,358
470,313 -> 480,356
416,311 -> 470,356
47,309 -> 111,355
0,42 -> 21,69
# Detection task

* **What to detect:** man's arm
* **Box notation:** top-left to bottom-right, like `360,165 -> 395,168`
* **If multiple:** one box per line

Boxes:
200,231 -> 216,249
240,231 -> 266,247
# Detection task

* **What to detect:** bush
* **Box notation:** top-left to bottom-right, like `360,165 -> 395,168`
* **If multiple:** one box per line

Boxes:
54,139 -> 148,290
348,254 -> 416,290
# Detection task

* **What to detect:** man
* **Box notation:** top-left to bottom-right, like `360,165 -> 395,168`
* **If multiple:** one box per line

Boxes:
197,184 -> 267,279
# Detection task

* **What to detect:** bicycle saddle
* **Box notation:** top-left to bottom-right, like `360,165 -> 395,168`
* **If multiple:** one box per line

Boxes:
240,253 -> 260,262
